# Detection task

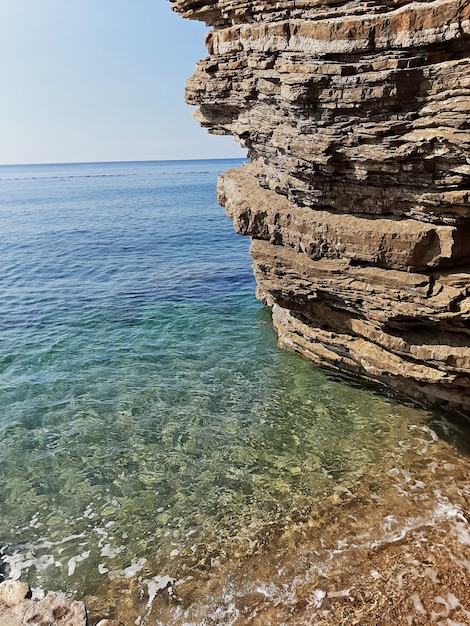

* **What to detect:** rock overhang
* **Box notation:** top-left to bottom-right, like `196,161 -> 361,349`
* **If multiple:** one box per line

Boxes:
169,0 -> 470,416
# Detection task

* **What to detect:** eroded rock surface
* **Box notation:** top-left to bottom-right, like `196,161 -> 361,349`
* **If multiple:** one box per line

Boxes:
0,580 -> 87,626
171,0 -> 470,415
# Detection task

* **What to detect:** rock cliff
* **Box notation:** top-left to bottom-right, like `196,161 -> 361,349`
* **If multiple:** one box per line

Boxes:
170,0 -> 470,415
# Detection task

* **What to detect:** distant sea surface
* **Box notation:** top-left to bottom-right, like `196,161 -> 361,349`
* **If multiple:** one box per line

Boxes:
0,160 -> 469,624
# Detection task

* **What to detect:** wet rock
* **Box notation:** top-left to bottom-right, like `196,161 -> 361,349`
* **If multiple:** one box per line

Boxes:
22,593 -> 87,625
0,583 -> 87,626
170,0 -> 470,416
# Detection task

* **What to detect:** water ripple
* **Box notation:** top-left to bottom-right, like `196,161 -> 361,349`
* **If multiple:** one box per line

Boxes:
0,160 -> 468,625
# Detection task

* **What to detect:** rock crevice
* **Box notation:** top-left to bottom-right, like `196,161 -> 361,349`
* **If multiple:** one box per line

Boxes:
170,0 -> 470,415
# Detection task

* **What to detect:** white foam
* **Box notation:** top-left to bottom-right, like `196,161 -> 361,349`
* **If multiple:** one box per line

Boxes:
30,588 -> 46,601
83,505 -> 97,520
311,589 -> 326,608
452,520 -> 470,546
144,575 -> 176,613
327,588 -> 351,599
108,557 -> 147,581
446,593 -> 464,611
29,514 -> 42,529
424,567 -> 440,584
410,593 -> 426,615
100,543 -> 124,559
3,548 -> 37,580
67,550 -> 90,577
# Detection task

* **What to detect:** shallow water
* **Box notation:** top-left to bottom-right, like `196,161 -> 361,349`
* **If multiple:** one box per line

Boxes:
0,160 -> 469,624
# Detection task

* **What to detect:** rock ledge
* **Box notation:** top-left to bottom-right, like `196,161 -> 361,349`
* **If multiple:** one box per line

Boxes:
171,0 -> 470,415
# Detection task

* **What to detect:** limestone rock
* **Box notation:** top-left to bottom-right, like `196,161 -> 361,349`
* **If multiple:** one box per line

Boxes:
0,584 -> 87,626
0,580 -> 30,607
170,0 -> 470,415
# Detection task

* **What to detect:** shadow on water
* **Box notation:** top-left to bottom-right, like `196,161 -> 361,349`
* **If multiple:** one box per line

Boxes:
322,367 -> 470,456
261,305 -> 470,456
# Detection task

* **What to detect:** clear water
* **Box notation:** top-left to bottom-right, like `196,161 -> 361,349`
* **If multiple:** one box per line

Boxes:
0,160 -> 469,624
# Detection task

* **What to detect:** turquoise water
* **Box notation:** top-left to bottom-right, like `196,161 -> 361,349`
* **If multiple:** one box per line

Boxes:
0,160 -> 469,623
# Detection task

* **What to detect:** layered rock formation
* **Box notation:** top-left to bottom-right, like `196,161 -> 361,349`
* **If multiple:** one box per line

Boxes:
171,0 -> 470,415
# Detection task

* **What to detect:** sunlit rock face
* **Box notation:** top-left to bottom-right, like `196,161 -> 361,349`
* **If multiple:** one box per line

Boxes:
170,0 -> 470,415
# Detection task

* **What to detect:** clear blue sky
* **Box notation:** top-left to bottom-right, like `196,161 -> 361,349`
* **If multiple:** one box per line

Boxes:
0,0 -> 245,164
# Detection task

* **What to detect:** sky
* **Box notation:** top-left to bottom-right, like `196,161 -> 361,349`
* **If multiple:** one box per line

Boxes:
0,0 -> 245,164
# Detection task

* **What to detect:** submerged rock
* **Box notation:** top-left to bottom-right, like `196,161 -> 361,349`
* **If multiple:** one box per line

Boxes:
169,0 -> 470,416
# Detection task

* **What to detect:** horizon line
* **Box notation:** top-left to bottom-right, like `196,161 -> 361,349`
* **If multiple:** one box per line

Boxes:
0,156 -> 248,168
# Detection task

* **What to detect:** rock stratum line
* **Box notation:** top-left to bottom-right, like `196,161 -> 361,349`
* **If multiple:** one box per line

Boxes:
171,0 -> 470,415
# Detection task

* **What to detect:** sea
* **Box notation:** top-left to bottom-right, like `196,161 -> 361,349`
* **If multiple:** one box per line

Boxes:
0,159 -> 469,625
